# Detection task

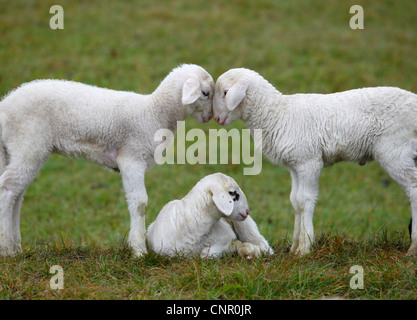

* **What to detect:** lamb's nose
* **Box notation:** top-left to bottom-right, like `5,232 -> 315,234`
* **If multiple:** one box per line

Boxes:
246,209 -> 249,216
215,116 -> 220,123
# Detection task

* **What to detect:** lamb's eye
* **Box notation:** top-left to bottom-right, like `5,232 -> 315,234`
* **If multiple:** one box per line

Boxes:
229,191 -> 239,201
224,90 -> 228,97
202,90 -> 209,97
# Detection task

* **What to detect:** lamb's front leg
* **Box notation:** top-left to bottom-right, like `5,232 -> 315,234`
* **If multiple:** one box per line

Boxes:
229,216 -> 273,255
289,169 -> 301,254
12,192 -> 24,253
117,157 -> 148,257
291,160 -> 322,256
0,190 -> 16,256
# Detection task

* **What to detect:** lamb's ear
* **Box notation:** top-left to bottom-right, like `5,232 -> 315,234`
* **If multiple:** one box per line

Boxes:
225,79 -> 249,111
182,78 -> 201,105
210,185 -> 234,216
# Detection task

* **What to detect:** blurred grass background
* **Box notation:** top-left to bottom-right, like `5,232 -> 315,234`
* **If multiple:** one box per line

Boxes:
0,0 -> 416,251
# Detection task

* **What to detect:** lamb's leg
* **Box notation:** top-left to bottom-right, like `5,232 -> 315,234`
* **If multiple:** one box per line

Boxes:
292,160 -> 322,256
12,192 -> 24,253
376,149 -> 417,256
229,240 -> 264,259
201,244 -> 229,258
227,239 -> 244,253
229,216 -> 273,255
408,191 -> 417,255
0,152 -> 47,256
289,169 -> 301,254
206,219 -> 272,259
0,180 -> 17,256
117,157 -> 148,257
225,238 -> 269,259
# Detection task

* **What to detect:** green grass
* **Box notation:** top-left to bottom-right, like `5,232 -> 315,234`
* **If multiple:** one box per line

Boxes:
0,0 -> 417,299
1,233 -> 416,299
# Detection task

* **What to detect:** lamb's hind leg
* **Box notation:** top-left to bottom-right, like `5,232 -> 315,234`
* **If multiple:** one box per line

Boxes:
229,240 -> 260,259
0,171 -> 17,256
408,190 -> 417,255
376,146 -> 417,256
0,151 -> 48,256
201,219 -> 236,258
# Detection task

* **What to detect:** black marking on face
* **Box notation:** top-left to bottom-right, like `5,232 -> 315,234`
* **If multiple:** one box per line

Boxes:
229,190 -> 240,201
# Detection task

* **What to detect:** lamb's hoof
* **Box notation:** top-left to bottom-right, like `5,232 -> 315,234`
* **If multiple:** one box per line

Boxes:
238,243 -> 259,259
0,246 -> 21,257
289,244 -> 298,255
229,240 -> 243,251
131,246 -> 148,258
292,246 -> 311,257
200,247 -> 223,259
264,246 -> 274,256
406,245 -> 417,257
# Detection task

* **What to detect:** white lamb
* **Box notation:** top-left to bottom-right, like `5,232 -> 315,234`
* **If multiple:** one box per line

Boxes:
147,172 -> 273,258
213,67 -> 417,256
0,64 -> 214,257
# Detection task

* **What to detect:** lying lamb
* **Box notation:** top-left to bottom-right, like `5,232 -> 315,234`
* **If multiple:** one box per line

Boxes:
0,64 -> 214,257
147,173 -> 273,258
213,67 -> 417,256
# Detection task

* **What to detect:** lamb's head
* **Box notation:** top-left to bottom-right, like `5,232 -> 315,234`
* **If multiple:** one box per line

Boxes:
203,173 -> 249,221
213,68 -> 256,126
179,64 -> 215,123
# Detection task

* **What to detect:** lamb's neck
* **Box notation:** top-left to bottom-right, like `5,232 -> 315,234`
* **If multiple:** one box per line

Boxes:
148,74 -> 189,134
241,81 -> 295,166
243,81 -> 287,132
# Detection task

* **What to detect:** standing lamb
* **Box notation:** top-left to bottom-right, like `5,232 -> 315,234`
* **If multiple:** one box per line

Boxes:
213,67 -> 417,256
147,172 -> 273,258
0,64 -> 214,257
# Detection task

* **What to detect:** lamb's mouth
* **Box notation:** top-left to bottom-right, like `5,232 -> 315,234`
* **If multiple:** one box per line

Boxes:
239,213 -> 248,220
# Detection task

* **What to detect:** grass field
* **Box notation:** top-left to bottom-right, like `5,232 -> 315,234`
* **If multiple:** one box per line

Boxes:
0,0 -> 417,300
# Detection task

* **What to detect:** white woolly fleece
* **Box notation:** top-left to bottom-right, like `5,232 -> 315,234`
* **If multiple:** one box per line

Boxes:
0,64 -> 214,257
214,68 -> 417,256
147,172 -> 273,258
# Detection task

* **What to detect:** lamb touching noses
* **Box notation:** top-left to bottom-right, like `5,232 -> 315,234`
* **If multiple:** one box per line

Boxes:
203,114 -> 213,123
